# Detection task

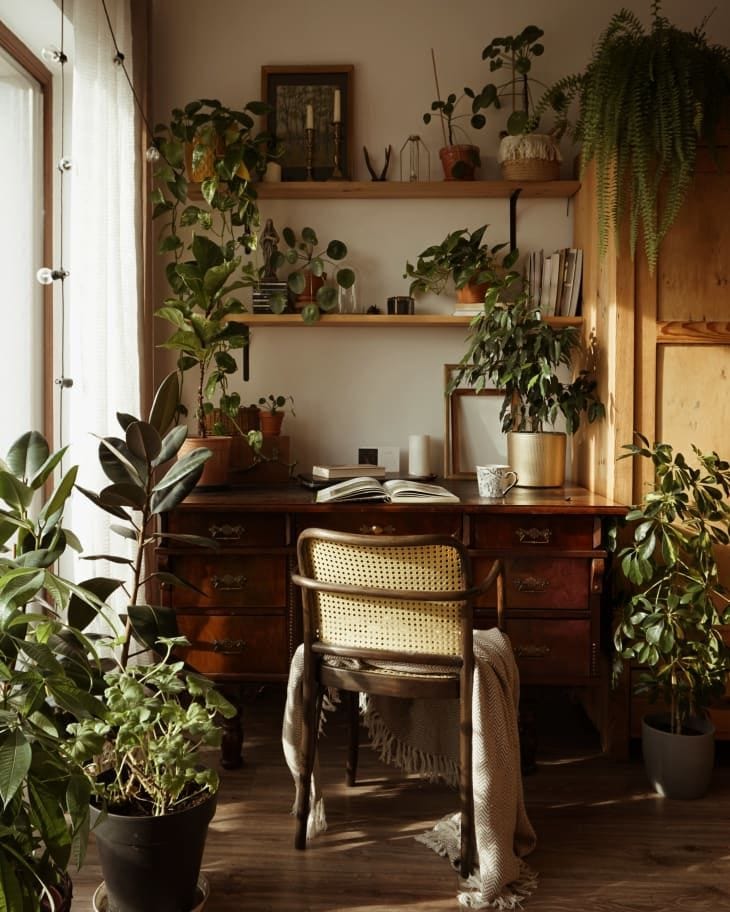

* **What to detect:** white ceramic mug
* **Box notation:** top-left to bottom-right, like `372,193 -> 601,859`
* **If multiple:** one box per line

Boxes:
476,464 -> 518,498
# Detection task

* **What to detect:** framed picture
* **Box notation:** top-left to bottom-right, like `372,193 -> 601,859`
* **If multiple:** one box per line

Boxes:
261,65 -> 354,181
443,365 -> 507,478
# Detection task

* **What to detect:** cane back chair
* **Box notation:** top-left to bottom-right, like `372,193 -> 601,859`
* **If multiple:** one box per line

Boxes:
291,528 -> 504,876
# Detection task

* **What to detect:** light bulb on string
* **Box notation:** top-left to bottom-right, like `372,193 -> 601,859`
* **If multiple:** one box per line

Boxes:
41,45 -> 67,64
57,157 -> 72,172
37,267 -> 70,286
145,145 -> 160,162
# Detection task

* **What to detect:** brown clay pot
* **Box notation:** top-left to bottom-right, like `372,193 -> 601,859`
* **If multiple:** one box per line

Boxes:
439,145 -> 480,180
258,410 -> 285,436
178,435 -> 232,488
295,270 -> 326,307
456,281 -> 489,304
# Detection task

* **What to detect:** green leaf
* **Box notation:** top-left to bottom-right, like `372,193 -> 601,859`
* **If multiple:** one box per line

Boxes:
0,729 -> 31,807
154,426 -> 189,467
5,431 -> 49,480
126,421 -> 162,463
68,577 -> 123,631
150,449 -> 211,514
148,371 -> 181,435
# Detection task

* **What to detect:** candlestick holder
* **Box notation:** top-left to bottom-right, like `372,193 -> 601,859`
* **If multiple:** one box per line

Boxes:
304,127 -> 314,181
330,121 -> 345,179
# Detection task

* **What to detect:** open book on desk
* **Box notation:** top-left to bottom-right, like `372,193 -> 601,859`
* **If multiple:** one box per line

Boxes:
315,477 -> 460,504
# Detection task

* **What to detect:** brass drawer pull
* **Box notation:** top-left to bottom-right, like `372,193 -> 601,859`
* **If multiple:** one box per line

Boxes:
515,527 -> 552,544
209,524 -> 246,541
513,644 -> 551,659
359,524 -> 396,536
211,574 -> 248,591
513,576 -> 549,593
213,638 -> 247,654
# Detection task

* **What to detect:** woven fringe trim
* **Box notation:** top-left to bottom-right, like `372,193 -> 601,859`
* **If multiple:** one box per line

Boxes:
416,815 -> 538,910
362,704 -> 459,788
498,133 -> 562,163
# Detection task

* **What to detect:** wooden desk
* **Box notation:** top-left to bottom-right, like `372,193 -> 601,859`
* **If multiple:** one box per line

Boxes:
156,482 -> 626,766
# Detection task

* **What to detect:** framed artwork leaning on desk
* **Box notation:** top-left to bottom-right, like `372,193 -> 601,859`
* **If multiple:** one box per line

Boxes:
444,363 -> 506,478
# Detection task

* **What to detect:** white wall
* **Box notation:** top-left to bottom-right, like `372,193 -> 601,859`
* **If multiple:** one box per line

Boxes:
150,0 -> 730,476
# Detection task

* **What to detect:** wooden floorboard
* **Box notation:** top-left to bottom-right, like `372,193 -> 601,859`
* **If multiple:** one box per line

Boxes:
70,687 -> 730,911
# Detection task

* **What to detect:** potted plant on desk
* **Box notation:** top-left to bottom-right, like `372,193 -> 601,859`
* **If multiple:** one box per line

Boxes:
404,224 -> 517,307
448,269 -> 604,486
70,372 -> 237,911
256,393 -> 296,436
611,436 -> 730,799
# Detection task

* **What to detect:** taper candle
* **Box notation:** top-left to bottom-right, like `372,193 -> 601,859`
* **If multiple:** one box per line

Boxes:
305,103 -> 314,130
333,89 -> 341,123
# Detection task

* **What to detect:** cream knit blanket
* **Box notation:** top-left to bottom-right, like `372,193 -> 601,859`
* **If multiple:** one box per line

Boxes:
282,629 -> 537,909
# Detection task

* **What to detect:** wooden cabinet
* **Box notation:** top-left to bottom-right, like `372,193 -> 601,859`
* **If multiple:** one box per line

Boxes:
156,483 -> 624,765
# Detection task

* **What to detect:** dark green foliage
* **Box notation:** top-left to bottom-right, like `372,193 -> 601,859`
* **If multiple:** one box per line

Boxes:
269,226 -> 353,324
533,3 -> 730,271
611,436 -> 730,732
152,99 -> 272,434
449,270 -> 604,434
404,225 -> 517,296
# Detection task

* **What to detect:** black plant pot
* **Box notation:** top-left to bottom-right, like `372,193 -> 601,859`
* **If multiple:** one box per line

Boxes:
90,788 -> 217,912
642,712 -> 715,800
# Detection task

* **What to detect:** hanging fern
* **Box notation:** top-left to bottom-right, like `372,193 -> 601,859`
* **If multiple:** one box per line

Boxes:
532,3 -> 730,272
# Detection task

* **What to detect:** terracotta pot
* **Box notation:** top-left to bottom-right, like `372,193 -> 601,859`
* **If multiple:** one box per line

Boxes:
439,144 -> 480,180
456,281 -> 489,304
178,435 -> 231,488
258,410 -> 285,436
295,270 -> 326,306
204,406 -> 260,435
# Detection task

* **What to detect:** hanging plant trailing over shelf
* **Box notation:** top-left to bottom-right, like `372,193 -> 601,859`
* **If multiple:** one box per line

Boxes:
532,2 -> 730,271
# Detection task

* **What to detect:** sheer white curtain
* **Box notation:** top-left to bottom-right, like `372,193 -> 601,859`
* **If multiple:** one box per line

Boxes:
65,0 -> 140,623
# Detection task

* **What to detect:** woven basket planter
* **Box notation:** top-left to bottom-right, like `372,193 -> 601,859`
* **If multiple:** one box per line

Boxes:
499,133 -> 561,182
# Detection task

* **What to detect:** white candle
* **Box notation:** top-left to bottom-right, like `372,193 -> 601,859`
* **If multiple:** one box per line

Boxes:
408,434 -> 431,478
333,89 -> 341,123
305,103 -> 314,131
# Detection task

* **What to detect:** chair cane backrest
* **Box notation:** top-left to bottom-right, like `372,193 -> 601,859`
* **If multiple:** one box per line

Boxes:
295,530 -> 474,659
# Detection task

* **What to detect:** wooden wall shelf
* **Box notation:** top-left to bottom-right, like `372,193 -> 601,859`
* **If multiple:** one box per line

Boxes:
656,321 -> 730,344
253,180 -> 580,200
231,313 -> 583,328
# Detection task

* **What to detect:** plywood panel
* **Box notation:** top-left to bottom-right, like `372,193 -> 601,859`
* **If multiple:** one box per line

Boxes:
657,345 -> 730,455
657,172 -> 730,321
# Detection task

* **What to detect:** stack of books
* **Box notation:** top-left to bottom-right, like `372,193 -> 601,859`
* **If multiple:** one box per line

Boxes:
526,247 -> 583,317
312,464 -> 387,480
252,281 -> 290,314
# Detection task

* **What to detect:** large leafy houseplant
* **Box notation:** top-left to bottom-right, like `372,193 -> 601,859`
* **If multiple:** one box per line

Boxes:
611,437 -> 730,735
449,270 -> 604,434
0,432 -> 109,912
404,225 -> 517,297
152,98 -> 271,436
534,2 -> 730,270
69,372 -> 236,911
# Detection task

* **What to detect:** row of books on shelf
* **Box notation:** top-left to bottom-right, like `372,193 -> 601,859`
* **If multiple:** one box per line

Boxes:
452,247 -> 583,318
526,247 -> 583,317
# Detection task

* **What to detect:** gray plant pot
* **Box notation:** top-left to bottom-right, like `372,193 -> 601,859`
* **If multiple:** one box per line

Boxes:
641,712 -> 715,800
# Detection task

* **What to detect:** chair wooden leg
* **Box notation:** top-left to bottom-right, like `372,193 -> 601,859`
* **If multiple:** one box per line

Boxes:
345,690 -> 359,786
294,674 -> 320,849
459,677 -> 475,878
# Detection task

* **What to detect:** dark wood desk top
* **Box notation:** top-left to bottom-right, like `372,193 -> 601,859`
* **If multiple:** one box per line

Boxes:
177,481 -> 627,516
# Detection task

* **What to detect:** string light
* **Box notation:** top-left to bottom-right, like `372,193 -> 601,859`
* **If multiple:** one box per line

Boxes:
40,45 -> 67,64
36,267 -> 70,285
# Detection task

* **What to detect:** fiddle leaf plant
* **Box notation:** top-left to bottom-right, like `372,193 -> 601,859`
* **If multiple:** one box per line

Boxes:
611,437 -> 730,734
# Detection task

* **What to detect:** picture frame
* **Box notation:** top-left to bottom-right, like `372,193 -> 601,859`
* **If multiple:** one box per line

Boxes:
261,65 -> 354,181
443,364 -> 506,479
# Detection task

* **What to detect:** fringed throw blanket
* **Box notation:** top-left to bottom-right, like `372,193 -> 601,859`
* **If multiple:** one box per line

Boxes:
282,629 -> 537,909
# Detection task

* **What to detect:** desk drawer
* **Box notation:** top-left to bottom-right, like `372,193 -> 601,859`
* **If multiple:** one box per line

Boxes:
175,612 -> 289,676
295,510 -> 462,538
165,511 -> 286,547
475,616 -> 593,680
165,555 -> 287,608
471,515 -> 598,550
472,557 -> 589,611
